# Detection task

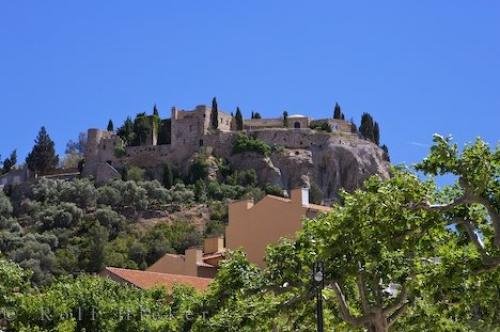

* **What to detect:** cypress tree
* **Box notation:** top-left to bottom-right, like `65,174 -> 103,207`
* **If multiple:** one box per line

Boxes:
25,126 -> 59,174
153,104 -> 159,117
107,119 -> 114,132
373,121 -> 380,146
211,97 -> 219,129
341,112 -> 345,120
283,111 -> 289,127
359,113 -> 375,142
235,107 -> 244,131
333,103 -> 342,119
251,111 -> 255,119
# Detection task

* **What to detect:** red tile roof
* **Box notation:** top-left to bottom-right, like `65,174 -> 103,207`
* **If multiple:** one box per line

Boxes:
102,267 -> 213,292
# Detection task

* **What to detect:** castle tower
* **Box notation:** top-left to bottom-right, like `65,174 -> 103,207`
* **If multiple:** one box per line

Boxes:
85,128 -> 103,161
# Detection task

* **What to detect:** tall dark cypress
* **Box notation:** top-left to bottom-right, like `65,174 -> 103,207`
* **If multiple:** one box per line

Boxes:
107,119 -> 114,132
359,113 -> 375,142
333,103 -> 342,119
283,111 -> 289,127
373,121 -> 380,146
235,107 -> 243,130
153,104 -> 159,117
211,97 -> 219,129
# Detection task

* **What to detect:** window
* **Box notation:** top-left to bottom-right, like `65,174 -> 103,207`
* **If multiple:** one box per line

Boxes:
199,139 -> 204,146
294,122 -> 301,128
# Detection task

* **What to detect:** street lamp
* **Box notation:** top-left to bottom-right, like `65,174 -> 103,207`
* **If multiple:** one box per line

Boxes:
313,261 -> 324,332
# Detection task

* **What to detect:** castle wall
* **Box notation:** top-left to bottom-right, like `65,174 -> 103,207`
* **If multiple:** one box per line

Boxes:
84,105 -> 361,183
171,105 -> 207,149
217,111 -> 233,131
287,116 -> 309,129
244,118 -> 283,129
328,119 -> 354,133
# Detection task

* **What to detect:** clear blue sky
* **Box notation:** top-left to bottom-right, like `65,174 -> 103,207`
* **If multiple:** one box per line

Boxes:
1,1 -> 499,166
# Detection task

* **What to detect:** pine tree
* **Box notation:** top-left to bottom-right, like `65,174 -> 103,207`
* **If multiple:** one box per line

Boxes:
373,121 -> 380,146
211,97 -> 219,129
25,127 -> 59,174
107,120 -> 114,132
381,144 -> 390,162
117,117 -> 135,144
283,111 -> 289,127
2,150 -> 17,173
235,107 -> 244,131
359,113 -> 375,142
333,103 -> 342,119
253,112 -> 262,119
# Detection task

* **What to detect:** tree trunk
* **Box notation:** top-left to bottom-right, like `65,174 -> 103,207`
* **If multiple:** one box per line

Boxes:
366,312 -> 389,332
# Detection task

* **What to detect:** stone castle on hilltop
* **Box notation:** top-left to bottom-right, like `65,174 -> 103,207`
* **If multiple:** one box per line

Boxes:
83,103 -> 358,183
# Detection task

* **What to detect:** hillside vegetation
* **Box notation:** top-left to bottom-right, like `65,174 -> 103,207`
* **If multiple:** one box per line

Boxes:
0,135 -> 498,331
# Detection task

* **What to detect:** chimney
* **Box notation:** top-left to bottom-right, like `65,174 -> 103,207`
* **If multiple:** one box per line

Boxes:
184,247 -> 203,276
204,236 -> 224,254
290,188 -> 309,206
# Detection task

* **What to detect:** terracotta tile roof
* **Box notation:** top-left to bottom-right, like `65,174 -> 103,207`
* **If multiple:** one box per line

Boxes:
102,267 -> 213,292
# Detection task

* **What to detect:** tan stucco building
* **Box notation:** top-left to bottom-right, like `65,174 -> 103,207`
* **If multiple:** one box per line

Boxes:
141,188 -> 330,278
146,236 -> 225,278
226,188 -> 331,267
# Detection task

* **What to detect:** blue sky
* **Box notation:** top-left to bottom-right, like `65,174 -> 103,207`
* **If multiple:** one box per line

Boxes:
1,1 -> 499,167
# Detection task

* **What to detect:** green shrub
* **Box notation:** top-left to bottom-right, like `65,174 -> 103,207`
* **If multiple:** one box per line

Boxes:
227,169 -> 258,187
127,166 -> 145,182
264,183 -> 283,196
189,156 -> 210,183
309,120 -> 332,132
114,145 -> 126,158
232,134 -> 271,156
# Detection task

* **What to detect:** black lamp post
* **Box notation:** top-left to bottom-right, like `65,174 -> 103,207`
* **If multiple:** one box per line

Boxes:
313,261 -> 325,332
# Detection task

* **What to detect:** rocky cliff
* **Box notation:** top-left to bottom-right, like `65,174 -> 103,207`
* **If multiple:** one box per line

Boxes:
207,129 -> 390,203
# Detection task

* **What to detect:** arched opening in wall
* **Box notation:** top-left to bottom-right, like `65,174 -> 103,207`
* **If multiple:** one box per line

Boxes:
294,122 -> 301,128
199,139 -> 204,147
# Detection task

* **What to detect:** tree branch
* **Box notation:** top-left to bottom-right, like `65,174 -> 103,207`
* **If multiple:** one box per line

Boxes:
330,281 -> 369,327
387,301 -> 409,327
383,284 -> 408,316
454,217 -> 486,254
356,262 -> 370,313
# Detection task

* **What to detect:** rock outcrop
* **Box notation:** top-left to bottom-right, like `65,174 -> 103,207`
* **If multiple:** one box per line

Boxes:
224,133 -> 389,203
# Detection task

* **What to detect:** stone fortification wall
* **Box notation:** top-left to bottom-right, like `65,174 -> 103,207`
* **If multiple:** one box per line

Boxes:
328,119 -> 354,133
244,118 -> 283,129
203,127 -> 366,159
217,111 -> 233,131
